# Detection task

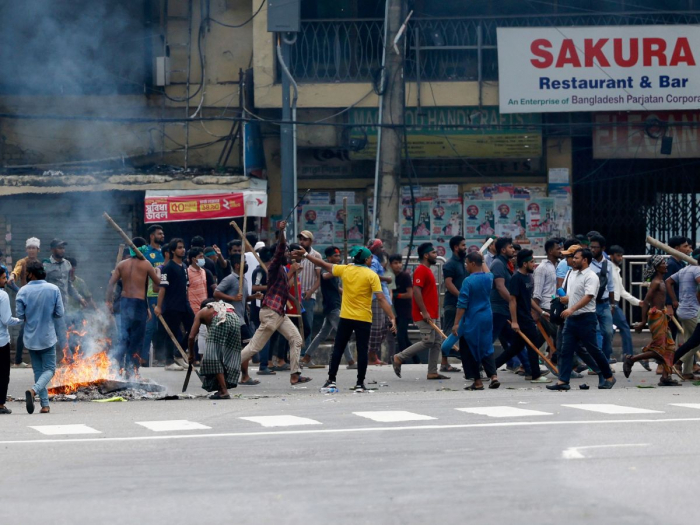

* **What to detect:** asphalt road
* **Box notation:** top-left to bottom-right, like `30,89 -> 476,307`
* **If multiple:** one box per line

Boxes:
2,364 -> 699,525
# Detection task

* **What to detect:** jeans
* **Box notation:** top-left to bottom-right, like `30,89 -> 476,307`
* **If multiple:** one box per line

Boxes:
53,316 -> 67,361
0,343 -> 10,405
612,306 -> 633,357
301,298 -> 316,351
595,301 -> 614,360
329,318 -> 371,384
143,297 -> 163,364
117,298 -> 148,370
305,309 -> 353,364
29,346 -> 56,408
558,313 -> 612,384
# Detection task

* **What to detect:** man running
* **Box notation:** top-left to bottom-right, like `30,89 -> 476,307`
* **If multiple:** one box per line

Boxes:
392,243 -> 447,381
106,237 -> 161,375
626,256 -> 678,386
292,245 -> 396,392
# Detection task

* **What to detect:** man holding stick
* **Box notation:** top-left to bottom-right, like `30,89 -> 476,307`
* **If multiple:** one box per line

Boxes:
240,221 -> 311,386
106,237 -> 160,375
392,243 -> 447,381
291,245 -> 396,392
497,250 -> 551,383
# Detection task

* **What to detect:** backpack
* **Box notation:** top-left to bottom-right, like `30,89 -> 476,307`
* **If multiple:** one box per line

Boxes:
595,260 -> 609,302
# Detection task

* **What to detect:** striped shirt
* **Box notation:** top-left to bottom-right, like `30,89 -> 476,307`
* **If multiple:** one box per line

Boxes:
299,248 -> 321,297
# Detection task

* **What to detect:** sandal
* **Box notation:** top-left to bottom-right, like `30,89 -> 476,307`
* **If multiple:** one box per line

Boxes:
271,363 -> 290,371
440,365 -> 462,373
464,384 -> 484,391
40,406 -> 50,414
489,379 -> 501,389
256,369 -> 277,375
427,374 -> 450,380
392,358 -> 402,378
209,392 -> 231,399
240,378 -> 261,386
291,376 -> 312,385
658,378 -> 681,386
623,355 -> 633,378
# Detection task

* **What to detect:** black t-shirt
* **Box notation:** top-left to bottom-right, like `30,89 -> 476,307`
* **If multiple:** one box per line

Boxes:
250,266 -> 267,325
320,269 -> 341,314
508,270 -> 534,324
205,268 -> 216,298
160,260 -> 190,313
489,255 -> 512,316
442,254 -> 467,308
203,257 -> 217,277
393,270 -> 413,320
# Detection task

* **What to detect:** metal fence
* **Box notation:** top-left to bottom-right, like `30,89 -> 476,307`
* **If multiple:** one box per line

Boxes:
289,11 -> 700,83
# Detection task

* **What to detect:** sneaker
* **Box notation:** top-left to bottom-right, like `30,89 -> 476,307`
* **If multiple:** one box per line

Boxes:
174,357 -> 188,368
352,383 -> 368,392
525,369 -> 550,380
570,371 -> 583,379
165,363 -> 184,371
322,380 -> 337,389
346,363 -> 358,370
531,376 -> 552,384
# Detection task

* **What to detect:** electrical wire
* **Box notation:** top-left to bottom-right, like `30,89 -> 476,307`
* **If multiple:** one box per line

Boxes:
207,0 -> 266,28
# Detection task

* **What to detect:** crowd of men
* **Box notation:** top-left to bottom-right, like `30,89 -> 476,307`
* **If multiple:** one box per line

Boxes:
2,222 -> 700,414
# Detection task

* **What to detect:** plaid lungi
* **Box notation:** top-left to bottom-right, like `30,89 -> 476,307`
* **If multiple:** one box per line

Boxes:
368,299 -> 388,354
200,312 -> 242,392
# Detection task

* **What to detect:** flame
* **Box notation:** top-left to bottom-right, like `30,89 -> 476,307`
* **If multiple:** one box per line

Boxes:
49,320 -> 120,394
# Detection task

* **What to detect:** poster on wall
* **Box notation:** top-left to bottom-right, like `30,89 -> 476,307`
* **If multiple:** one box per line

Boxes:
400,197 -> 433,241
431,198 -> 463,238
464,200 -> 495,238
494,200 -> 526,239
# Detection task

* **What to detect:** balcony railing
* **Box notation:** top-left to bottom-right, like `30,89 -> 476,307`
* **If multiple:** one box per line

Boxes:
288,11 -> 700,83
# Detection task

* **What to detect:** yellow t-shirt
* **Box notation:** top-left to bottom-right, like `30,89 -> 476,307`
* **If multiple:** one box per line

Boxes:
332,264 -> 382,323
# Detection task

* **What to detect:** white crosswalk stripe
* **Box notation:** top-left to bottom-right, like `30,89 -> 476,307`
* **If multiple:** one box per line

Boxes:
30,424 -> 102,436
240,415 -> 322,428
136,420 -> 211,432
562,404 -> 663,415
353,411 -> 437,423
455,406 -> 552,418
669,403 -> 700,410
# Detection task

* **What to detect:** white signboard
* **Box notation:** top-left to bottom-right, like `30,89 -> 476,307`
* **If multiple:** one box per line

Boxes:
497,26 -> 700,113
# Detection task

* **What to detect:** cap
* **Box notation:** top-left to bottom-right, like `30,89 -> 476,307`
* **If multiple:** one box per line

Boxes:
50,238 -> 67,249
26,237 -> 40,249
561,244 -> 582,256
298,230 -> 314,241
254,241 -> 265,251
368,239 -> 383,251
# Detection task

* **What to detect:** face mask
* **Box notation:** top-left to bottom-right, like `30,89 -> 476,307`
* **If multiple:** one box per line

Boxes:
196,258 -> 206,268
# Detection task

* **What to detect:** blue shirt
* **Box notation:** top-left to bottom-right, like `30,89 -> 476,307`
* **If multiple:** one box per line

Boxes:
370,255 -> 392,304
15,280 -> 64,350
556,259 -> 571,279
0,289 -> 22,347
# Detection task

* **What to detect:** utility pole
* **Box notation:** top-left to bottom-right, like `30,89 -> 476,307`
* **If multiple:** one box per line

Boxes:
376,0 -> 406,254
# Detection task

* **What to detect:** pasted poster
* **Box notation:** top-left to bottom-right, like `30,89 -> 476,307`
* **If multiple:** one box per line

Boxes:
526,198 -> 556,236
464,200 -> 495,238
431,198 -> 463,238
335,204 -> 365,244
494,200 -> 526,239
400,197 -> 432,241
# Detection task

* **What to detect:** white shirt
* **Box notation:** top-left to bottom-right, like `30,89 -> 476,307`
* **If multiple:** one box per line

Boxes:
244,252 -> 258,295
533,259 -> 557,310
611,264 -> 641,307
565,267 -> 599,316
0,288 -> 22,347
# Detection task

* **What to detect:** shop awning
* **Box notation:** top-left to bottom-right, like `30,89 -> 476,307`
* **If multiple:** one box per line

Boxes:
144,190 -> 268,223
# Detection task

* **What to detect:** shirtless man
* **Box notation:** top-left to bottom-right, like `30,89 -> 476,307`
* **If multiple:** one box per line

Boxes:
106,237 -> 161,375
627,256 -> 678,386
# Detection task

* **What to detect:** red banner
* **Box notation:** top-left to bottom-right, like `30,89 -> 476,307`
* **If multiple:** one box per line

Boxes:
144,193 -> 246,223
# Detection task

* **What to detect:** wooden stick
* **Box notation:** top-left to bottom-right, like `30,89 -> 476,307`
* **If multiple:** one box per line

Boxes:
343,197 -> 349,264
230,220 -> 268,274
427,320 -> 459,352
508,321 -> 559,375
670,315 -> 685,335
157,314 -> 201,379
239,203 -> 248,293
103,213 -> 146,261
479,237 -> 494,254
646,236 -> 698,266
536,320 -> 557,355
115,244 -> 125,268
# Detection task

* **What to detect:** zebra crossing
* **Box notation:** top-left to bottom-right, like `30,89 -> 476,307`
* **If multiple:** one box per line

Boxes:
22,403 -> 700,437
